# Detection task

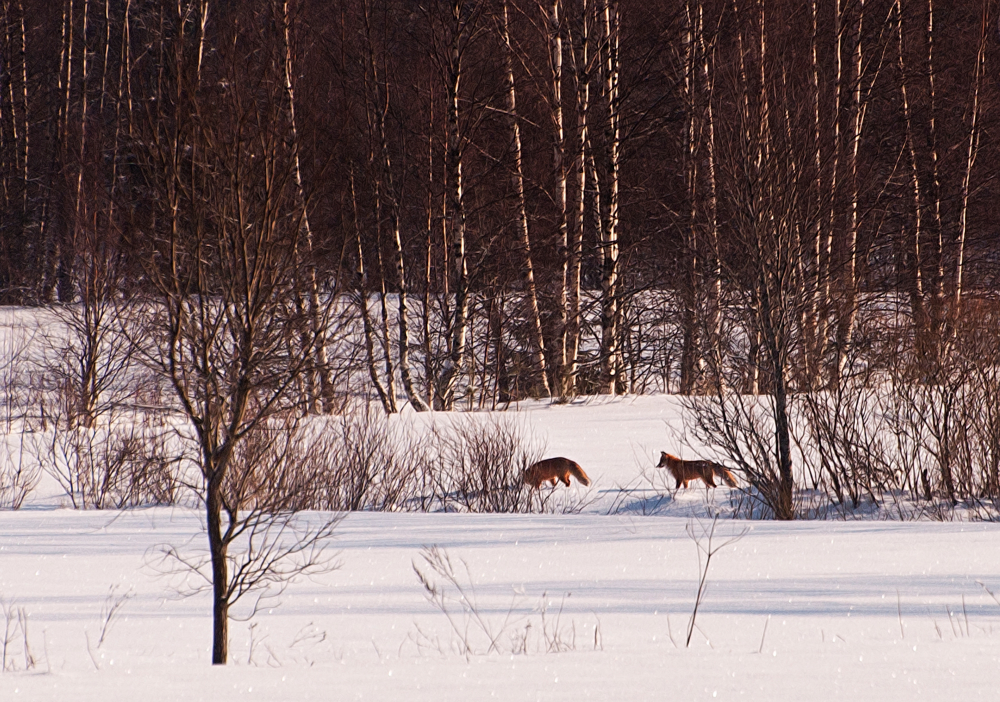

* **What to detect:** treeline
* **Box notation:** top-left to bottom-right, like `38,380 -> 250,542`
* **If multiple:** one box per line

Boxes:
1,0 -> 998,411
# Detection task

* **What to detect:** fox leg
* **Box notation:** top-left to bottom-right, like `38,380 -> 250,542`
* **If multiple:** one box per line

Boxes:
560,474 -> 571,486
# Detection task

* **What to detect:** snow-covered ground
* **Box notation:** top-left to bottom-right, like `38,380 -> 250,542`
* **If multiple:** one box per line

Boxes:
3,397 -> 1000,700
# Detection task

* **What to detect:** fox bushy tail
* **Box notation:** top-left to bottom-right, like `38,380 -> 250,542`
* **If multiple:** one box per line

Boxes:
568,463 -> 591,486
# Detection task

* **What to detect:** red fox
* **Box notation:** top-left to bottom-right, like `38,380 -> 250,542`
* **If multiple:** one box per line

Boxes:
656,451 -> 738,489
523,457 -> 591,488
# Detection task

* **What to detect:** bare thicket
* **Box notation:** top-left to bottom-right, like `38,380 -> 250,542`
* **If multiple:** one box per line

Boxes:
427,414 -> 540,512
241,409 -> 424,513
0,325 -> 40,508
27,416 -> 177,509
249,409 -> 548,514
0,323 -> 37,430
795,302 -> 1000,516
0,432 -> 38,509
38,291 -> 138,431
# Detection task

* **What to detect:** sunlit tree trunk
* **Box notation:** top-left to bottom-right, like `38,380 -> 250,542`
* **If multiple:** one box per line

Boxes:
362,0 -> 429,412
598,0 -> 621,395
501,1 -> 550,398
281,0 -> 336,413
436,0 -> 471,410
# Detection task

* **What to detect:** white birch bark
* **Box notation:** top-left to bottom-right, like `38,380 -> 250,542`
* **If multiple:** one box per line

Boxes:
598,0 -> 620,395
501,1 -> 551,397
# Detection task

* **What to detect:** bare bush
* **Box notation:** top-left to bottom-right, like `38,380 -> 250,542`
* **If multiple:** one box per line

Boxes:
784,304 -> 1000,518
37,297 -> 139,431
0,323 -> 37,431
426,414 -> 542,513
229,410 -> 552,515
682,391 -> 791,520
0,430 -> 39,510
308,409 -> 427,512
212,411 -> 423,514
796,378 -> 903,510
28,418 -> 179,509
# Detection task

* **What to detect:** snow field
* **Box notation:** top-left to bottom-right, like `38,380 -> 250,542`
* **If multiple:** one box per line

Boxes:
3,396 -> 1000,699
4,507 -> 1000,700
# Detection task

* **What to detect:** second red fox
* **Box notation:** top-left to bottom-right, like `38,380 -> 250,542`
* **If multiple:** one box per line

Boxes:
656,451 -> 738,489
523,457 -> 591,488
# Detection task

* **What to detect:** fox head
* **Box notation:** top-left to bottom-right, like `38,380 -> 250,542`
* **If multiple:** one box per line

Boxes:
656,451 -> 675,468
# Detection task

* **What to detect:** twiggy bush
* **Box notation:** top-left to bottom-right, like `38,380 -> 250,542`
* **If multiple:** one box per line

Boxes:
0,323 -> 37,432
0,430 -> 39,509
314,408 -> 427,512
683,392 -> 791,519
220,411 -> 423,513
796,377 -> 903,509
220,409 -> 548,514
792,306 -> 1000,516
426,414 -> 542,513
28,417 -> 179,508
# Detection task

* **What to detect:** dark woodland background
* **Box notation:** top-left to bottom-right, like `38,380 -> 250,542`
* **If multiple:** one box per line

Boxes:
1,0 -> 998,410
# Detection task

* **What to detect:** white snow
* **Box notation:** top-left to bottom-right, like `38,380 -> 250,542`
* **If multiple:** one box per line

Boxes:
3,396 -> 1000,700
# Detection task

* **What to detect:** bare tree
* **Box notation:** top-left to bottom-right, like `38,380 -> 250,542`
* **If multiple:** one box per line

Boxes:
132,2 -> 340,662
279,0 -> 336,414
427,0 -> 481,409
686,1 -> 820,519
500,0 -> 551,398
361,0 -> 429,411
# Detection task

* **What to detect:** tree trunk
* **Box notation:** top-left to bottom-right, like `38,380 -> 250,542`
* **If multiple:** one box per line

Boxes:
895,0 -> 928,365
547,0 -> 572,397
953,2 -> 987,324
566,0 -> 589,396
501,1 -> 550,398
363,1 -> 429,412
350,170 -> 394,414
834,0 -> 863,384
801,0 -> 824,389
437,0 -> 470,410
698,1 -> 721,391
679,0 -> 699,395
207,477 -> 229,664
598,0 -> 621,396
282,0 -> 335,413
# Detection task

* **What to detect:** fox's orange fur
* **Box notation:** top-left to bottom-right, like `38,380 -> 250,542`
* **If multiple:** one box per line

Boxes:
656,451 -> 737,489
523,457 -> 591,488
